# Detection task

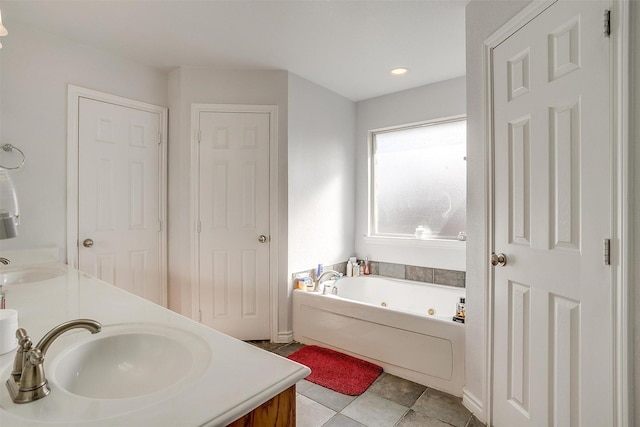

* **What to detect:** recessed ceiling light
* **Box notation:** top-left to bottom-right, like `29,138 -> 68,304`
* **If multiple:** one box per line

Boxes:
390,67 -> 409,76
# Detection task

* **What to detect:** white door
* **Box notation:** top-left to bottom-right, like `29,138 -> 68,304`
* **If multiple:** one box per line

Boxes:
492,1 -> 611,425
78,97 -> 165,306
196,110 -> 271,340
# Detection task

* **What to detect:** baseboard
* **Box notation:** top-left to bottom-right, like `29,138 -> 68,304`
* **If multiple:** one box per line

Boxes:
275,330 -> 293,343
462,387 -> 485,423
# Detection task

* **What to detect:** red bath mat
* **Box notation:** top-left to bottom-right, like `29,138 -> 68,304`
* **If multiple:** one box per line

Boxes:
287,345 -> 382,396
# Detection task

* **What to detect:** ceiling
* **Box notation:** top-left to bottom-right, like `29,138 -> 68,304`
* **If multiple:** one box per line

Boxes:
0,0 -> 468,102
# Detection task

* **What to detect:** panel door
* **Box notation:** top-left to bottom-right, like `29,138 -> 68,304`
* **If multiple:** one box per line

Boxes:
78,97 -> 164,305
492,1 -> 612,425
197,111 -> 271,340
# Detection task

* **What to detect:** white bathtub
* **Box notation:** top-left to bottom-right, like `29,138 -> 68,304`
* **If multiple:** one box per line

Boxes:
292,275 -> 465,396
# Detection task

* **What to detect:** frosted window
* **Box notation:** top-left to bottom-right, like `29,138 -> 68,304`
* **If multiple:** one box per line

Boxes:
371,119 -> 466,240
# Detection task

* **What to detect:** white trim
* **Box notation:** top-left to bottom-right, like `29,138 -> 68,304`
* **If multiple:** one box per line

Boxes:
368,114 -> 467,135
66,84 -> 168,307
190,103 -> 279,342
276,331 -> 293,344
462,387 -> 484,420
480,31 -> 496,427
481,0 -> 631,425
363,235 -> 465,249
190,109 -> 200,324
610,1 -> 632,425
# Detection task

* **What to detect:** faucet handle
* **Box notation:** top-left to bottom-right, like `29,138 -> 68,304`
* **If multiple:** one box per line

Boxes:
27,348 -> 45,366
16,327 -> 30,343
16,328 -> 33,354
10,328 -> 33,381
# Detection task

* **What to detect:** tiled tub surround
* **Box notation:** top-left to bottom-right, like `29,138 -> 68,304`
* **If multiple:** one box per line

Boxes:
295,261 -> 465,288
292,276 -> 465,396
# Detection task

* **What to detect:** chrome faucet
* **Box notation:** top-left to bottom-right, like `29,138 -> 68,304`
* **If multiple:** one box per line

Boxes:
6,319 -> 102,403
314,270 -> 341,293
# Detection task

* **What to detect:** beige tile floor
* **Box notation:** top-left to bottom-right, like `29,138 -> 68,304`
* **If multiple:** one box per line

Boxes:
248,341 -> 485,427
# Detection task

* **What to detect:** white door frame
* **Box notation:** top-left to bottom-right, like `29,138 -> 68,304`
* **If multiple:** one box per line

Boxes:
480,1 -> 632,425
66,85 -> 169,306
190,104 -> 279,342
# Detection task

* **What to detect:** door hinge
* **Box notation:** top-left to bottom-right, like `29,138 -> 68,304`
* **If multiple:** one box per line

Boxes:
157,131 -> 162,144
157,221 -> 162,232
603,238 -> 611,265
604,9 -> 611,38
196,129 -> 201,143
197,221 -> 202,233
198,310 -> 202,322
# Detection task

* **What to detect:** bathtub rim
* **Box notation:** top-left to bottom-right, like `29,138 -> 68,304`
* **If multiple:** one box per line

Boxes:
299,274 -> 467,325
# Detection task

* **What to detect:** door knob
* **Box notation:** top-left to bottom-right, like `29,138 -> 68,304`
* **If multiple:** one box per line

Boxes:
83,239 -> 94,248
258,235 -> 268,243
491,252 -> 507,267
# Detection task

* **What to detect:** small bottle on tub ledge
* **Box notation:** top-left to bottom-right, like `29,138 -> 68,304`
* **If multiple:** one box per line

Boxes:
363,257 -> 370,275
346,257 -> 357,277
294,273 -> 312,291
453,297 -> 466,323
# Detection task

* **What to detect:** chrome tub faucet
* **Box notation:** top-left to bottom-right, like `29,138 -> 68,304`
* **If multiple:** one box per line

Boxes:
6,319 -> 102,403
314,270 -> 341,294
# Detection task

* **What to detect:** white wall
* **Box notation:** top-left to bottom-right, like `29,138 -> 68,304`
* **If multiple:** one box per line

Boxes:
167,67 -> 186,315
287,72 -> 356,287
355,76 -> 467,271
633,1 -> 639,423
166,68 -> 290,335
464,0 -> 531,420
0,21 -> 168,258
0,43 -> 2,138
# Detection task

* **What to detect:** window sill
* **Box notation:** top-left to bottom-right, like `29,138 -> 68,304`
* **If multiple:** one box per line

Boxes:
363,235 -> 466,249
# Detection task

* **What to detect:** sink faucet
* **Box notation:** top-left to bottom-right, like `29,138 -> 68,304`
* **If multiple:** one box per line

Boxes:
314,270 -> 341,293
6,319 -> 102,404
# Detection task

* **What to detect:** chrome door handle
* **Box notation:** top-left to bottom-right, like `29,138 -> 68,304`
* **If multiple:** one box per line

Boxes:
258,235 -> 268,243
83,239 -> 94,248
491,252 -> 507,267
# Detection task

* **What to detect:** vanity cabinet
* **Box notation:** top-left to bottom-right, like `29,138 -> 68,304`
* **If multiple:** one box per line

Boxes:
227,385 -> 295,427
0,261 -> 309,426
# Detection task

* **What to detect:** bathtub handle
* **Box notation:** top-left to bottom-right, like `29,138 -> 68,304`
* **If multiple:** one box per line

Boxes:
491,252 -> 507,267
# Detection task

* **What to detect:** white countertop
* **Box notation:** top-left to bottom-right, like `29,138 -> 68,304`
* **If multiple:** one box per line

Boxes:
0,262 -> 310,426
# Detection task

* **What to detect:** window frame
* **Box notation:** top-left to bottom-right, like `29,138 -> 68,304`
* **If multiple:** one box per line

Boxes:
367,114 -> 467,245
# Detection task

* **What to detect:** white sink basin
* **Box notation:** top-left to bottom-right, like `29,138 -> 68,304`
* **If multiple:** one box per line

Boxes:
0,266 -> 66,285
50,324 -> 212,400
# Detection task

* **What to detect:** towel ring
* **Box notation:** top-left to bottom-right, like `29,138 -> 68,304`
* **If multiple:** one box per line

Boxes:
0,144 -> 26,170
